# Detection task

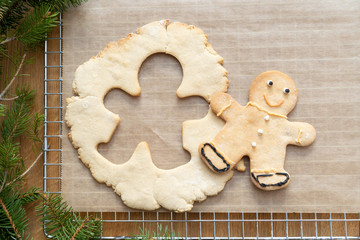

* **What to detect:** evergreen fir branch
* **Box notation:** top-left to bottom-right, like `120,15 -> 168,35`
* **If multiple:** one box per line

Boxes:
1,87 -> 35,143
0,45 -> 15,62
0,44 -> 15,72
0,0 -> 29,35
65,214 -> 101,240
0,1 -> 90,238
0,103 -> 6,116
132,225 -> 179,240
0,96 -> 18,101
0,140 -> 22,189
0,190 -> 30,239
0,52 -> 26,100
0,51 -> 24,96
15,5 -> 59,48
0,87 -> 36,189
18,187 -> 41,205
70,217 -> 89,240
27,0 -> 88,12
0,36 -> 16,45
38,193 -> 102,239
1,0 -> 88,48
0,197 -> 21,239
39,193 -> 73,235
0,170 -> 7,193
5,151 -> 43,188
0,141 -> 21,171
26,112 -> 44,147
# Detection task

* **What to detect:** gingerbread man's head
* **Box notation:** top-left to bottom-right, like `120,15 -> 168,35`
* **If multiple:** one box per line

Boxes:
248,71 -> 298,115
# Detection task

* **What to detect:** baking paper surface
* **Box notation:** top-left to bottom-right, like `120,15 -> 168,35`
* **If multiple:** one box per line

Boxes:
62,0 -> 360,212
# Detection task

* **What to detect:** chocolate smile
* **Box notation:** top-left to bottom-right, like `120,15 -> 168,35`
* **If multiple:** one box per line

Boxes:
264,94 -> 284,107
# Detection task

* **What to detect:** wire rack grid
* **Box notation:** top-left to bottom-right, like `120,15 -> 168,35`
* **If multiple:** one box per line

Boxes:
43,16 -> 360,239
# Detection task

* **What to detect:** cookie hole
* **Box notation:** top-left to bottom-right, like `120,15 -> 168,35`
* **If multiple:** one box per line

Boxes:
97,53 -> 209,169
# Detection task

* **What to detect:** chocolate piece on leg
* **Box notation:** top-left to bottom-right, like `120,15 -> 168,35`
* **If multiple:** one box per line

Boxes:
251,172 -> 290,191
200,143 -> 232,173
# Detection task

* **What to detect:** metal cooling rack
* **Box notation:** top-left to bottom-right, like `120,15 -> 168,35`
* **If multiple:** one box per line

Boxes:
43,15 -> 360,239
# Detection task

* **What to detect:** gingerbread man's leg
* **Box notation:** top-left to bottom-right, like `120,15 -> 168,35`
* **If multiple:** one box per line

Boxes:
199,92 -> 247,173
199,125 -> 247,173
199,142 -> 231,172
249,150 -> 290,191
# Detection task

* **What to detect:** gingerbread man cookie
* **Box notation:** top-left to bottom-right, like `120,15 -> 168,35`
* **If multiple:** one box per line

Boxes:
199,71 -> 316,191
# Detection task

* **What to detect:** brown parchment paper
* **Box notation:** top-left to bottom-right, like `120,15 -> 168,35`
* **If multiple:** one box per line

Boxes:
61,0 -> 360,212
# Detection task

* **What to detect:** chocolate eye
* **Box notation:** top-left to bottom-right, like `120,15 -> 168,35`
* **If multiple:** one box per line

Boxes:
267,80 -> 273,86
283,88 -> 290,94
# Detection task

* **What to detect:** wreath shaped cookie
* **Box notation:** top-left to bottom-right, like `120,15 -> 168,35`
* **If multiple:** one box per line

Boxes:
65,20 -> 232,212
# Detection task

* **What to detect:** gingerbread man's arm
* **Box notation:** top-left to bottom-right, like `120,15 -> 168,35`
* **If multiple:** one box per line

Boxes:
210,92 -> 244,121
284,121 -> 316,146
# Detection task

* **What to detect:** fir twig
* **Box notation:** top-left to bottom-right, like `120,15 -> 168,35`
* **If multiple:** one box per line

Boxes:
15,5 -> 58,48
26,112 -> 44,148
70,217 -> 89,240
0,190 -> 31,239
0,52 -> 26,100
0,197 -> 21,239
38,193 -> 102,239
0,36 -> 16,45
19,187 -> 41,205
0,96 -> 19,101
0,141 -> 21,190
0,170 -> 7,193
132,225 -> 179,240
1,87 -> 35,142
41,193 -> 66,230
0,104 -> 6,116
5,150 -> 43,188
0,88 -> 36,191
0,0 -> 28,33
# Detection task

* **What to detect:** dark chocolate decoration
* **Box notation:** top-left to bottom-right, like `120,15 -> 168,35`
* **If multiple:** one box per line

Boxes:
201,143 -> 230,173
251,172 -> 289,187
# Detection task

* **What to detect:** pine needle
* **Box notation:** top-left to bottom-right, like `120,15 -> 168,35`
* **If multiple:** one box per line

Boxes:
132,225 -> 180,240
5,151 -> 43,188
38,193 -> 102,239
15,5 -> 58,48
70,217 -> 88,240
18,187 -> 41,205
0,0 -> 29,34
0,190 -> 30,239
0,197 -> 21,239
0,170 -> 6,193
1,87 -> 35,142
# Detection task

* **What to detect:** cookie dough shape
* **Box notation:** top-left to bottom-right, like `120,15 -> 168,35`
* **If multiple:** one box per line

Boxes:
199,71 -> 316,191
65,20 -> 232,212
